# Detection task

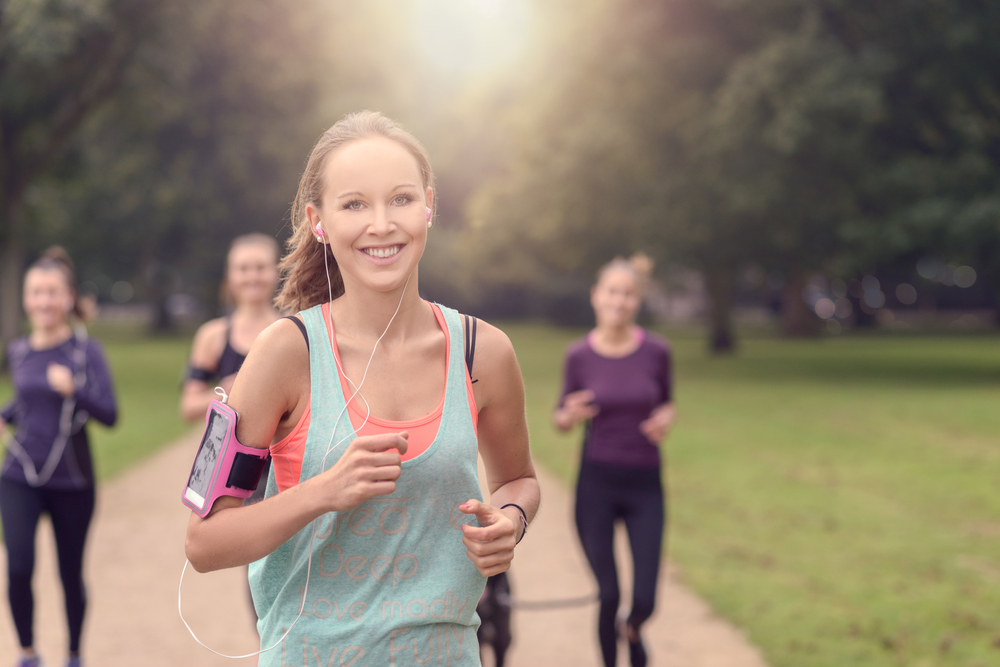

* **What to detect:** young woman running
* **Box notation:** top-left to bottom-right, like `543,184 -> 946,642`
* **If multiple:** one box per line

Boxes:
184,111 -> 539,666
553,255 -> 674,667
1,248 -> 118,667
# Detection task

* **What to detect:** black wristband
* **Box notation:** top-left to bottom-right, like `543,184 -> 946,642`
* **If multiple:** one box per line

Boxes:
501,503 -> 528,545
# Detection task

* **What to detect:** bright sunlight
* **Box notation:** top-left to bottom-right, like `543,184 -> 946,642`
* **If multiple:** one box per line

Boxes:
412,0 -> 533,74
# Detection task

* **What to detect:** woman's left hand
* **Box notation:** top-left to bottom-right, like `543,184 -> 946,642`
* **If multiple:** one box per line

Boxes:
458,499 -> 519,577
46,363 -> 75,397
639,402 -> 675,445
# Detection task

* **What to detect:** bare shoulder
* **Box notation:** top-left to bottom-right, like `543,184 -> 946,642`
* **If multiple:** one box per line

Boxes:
189,317 -> 228,366
245,317 -> 308,370
227,317 -> 309,442
469,319 -> 518,373
466,319 -> 522,410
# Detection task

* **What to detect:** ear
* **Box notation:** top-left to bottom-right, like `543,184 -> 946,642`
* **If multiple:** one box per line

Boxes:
425,187 -> 434,212
305,202 -> 324,241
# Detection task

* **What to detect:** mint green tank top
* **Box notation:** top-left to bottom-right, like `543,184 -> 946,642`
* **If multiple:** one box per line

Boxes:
249,303 -> 486,667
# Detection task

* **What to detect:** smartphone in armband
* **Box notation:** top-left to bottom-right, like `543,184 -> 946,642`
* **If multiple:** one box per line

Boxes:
182,400 -> 271,518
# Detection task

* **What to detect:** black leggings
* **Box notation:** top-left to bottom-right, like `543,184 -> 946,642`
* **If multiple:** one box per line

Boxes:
575,460 -> 664,667
0,477 -> 95,653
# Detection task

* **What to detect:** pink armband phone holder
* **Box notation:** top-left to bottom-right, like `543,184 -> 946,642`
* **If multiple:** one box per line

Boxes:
182,400 -> 270,518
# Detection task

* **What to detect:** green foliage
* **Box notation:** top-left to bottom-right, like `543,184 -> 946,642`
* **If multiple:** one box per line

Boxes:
15,0 -> 328,323
465,0 -> 1000,337
510,323 -> 1000,666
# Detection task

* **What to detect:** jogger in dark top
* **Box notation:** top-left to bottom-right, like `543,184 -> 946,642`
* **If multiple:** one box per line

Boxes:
0,247 -> 118,667
555,254 -> 675,667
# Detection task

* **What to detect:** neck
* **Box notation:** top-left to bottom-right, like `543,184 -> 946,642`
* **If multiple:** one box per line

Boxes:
593,322 -> 634,345
30,322 -> 73,349
332,273 -> 426,342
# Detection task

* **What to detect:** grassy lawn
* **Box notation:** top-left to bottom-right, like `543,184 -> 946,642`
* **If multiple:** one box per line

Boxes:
505,324 -> 1000,667
1,326 -> 192,482
4,321 -> 1000,666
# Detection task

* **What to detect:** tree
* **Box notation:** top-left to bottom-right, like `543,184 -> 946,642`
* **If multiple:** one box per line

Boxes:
1,0 -> 160,344
465,0 -> 1000,346
2,0 -> 328,340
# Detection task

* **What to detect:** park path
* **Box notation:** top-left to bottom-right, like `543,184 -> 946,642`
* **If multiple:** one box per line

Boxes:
0,433 -> 770,666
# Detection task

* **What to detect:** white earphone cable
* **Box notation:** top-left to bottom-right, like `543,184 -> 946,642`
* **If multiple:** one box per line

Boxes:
180,225 -> 411,658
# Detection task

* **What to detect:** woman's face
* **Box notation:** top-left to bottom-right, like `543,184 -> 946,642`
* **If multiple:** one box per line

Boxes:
23,268 -> 73,331
311,137 -> 431,294
227,243 -> 279,306
591,268 -> 642,329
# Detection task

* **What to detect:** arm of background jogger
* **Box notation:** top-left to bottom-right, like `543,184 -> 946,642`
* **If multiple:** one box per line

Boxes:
462,321 -> 540,577
639,402 -> 675,445
553,389 -> 598,431
179,318 -> 228,422
639,340 -> 674,445
73,339 -> 118,426
553,348 -> 597,431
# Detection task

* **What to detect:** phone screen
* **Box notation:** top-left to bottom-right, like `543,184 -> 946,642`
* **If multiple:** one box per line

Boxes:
185,408 -> 231,508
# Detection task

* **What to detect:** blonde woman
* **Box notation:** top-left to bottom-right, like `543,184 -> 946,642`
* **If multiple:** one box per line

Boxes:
184,111 -> 539,666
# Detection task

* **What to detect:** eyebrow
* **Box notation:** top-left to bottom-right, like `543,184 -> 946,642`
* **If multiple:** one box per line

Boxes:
336,184 -> 419,199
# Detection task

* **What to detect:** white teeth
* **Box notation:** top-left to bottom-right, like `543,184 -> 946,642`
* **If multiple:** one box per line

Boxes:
364,246 -> 399,259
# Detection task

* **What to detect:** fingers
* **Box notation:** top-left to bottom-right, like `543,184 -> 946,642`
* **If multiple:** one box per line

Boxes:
639,418 -> 665,444
352,432 -> 409,455
463,542 -> 515,577
459,500 -> 516,541
461,516 -> 516,577
458,498 -> 495,523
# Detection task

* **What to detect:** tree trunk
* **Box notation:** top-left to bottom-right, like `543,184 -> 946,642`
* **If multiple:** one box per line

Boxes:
703,265 -> 736,354
781,268 -> 819,337
0,198 -> 25,348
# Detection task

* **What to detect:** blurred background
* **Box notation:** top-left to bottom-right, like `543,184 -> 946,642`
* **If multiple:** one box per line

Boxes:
2,1 -> 1000,666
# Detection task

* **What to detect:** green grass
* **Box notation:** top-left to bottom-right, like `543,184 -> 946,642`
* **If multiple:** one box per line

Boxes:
1,327 -> 192,482
4,322 -> 1000,665
505,324 -> 1000,667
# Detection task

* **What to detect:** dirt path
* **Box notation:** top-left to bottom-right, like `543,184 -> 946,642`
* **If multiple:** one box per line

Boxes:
1,435 -> 770,666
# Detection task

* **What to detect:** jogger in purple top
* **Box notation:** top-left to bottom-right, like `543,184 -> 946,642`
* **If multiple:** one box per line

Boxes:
554,254 -> 675,667
0,248 -> 118,667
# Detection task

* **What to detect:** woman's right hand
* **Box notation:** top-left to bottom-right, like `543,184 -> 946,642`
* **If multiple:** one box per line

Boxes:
554,389 -> 598,431
315,432 -> 409,512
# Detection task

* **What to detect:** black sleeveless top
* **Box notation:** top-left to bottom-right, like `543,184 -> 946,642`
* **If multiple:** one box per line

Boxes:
216,320 -> 247,378
186,319 -> 246,383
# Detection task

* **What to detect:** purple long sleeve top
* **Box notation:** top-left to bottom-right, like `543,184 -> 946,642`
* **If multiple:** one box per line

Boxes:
559,329 -> 671,469
1,334 -> 117,489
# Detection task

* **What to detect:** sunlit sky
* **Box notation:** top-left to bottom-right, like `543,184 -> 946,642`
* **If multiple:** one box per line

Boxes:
412,0 -> 533,74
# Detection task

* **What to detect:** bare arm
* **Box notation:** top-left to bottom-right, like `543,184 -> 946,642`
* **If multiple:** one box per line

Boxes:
459,321 -> 540,577
183,318 -> 410,572
180,319 -> 228,423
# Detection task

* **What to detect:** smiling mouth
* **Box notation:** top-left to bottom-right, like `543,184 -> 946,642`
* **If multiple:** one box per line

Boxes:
362,245 -> 402,259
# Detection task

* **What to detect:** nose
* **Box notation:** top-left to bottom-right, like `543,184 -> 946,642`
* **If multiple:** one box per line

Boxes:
368,204 -> 395,237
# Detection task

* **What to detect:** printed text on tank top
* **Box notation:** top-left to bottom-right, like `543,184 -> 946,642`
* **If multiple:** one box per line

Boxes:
269,301 -> 477,492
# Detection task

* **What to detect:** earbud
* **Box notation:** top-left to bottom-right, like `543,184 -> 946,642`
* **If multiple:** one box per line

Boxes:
315,222 -> 324,242
426,207 -> 433,228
